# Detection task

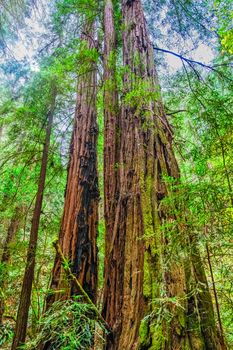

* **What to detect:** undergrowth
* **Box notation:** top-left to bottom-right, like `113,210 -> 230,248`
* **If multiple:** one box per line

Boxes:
23,298 -> 105,350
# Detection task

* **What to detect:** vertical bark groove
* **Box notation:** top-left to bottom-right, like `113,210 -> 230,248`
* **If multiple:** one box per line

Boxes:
102,1 -> 123,348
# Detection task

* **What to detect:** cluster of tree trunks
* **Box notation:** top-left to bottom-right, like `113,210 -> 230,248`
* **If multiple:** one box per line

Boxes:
7,0 -> 226,349
102,0 -> 224,349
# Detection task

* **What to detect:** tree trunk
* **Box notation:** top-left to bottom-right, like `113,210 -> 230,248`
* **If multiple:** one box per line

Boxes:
0,206 -> 22,325
46,21 -> 98,309
11,87 -> 56,350
104,1 -> 223,349
102,1 -> 123,348
189,232 -> 224,350
205,237 -> 227,349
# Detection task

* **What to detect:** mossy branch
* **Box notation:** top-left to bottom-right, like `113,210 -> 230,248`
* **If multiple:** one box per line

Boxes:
53,240 -> 111,334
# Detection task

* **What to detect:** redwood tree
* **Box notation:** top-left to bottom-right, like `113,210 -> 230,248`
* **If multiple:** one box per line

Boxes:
102,0 -> 123,346
103,0 -> 223,349
46,20 -> 99,308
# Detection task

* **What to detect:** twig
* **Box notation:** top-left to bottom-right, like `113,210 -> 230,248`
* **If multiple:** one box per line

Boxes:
166,109 -> 187,115
53,240 -> 111,334
3,315 -> 16,322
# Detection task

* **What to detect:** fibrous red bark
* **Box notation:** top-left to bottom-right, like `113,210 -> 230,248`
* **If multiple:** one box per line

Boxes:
46,22 -> 99,308
102,1 -> 223,349
102,0 -> 123,347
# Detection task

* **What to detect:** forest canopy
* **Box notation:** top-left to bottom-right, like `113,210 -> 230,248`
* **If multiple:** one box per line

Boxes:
0,0 -> 232,349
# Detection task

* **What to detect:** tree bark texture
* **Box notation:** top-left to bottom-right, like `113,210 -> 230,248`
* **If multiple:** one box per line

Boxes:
103,1 -> 223,349
46,22 -> 99,308
119,1 -> 178,348
102,0 -> 123,347
11,87 -> 56,350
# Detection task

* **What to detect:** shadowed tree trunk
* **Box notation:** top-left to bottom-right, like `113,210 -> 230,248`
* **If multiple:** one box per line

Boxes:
11,85 -> 57,350
0,206 -> 22,325
46,21 -> 99,309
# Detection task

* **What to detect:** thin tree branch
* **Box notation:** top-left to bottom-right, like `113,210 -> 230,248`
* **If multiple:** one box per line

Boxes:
53,240 -> 112,334
153,46 -> 214,69
166,109 -> 187,115
153,46 -> 232,81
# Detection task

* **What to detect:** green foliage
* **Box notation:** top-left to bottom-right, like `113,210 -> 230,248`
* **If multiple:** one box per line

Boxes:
0,322 -> 14,347
164,65 -> 233,346
213,0 -> 233,53
0,55 -> 70,341
23,299 -> 105,350
124,79 -> 158,108
52,0 -> 100,37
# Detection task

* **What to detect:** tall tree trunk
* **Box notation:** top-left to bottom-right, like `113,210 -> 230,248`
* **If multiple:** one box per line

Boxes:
102,1 -> 123,348
189,232 -> 224,350
46,21 -> 99,309
0,206 -> 22,325
205,234 -> 226,349
104,1 -> 223,349
11,87 -> 56,350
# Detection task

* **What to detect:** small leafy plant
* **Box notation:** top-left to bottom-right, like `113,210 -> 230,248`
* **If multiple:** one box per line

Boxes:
23,298 -> 105,350
0,321 -> 14,347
